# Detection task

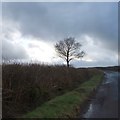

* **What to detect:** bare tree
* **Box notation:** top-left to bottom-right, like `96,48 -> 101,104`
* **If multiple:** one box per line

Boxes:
55,37 -> 85,67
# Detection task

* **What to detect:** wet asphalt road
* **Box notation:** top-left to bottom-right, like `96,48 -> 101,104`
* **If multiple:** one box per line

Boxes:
0,88 -> 1,119
82,71 -> 119,118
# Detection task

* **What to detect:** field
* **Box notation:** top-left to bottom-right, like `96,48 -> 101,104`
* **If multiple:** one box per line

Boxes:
96,66 -> 120,72
2,63 -> 104,118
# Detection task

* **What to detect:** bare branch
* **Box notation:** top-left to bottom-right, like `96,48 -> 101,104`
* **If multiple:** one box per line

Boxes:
54,37 -> 85,67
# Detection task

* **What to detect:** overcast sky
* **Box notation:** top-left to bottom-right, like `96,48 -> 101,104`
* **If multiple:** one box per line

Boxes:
2,2 -> 118,67
2,0 -> 119,2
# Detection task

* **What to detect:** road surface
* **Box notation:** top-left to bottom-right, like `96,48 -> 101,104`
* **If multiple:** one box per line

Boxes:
82,71 -> 119,118
0,88 -> 1,119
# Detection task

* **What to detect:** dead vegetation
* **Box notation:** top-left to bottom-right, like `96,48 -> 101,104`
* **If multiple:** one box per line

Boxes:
2,63 -> 101,118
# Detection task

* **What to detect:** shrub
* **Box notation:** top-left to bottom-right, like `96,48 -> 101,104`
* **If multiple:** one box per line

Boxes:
2,63 -> 102,118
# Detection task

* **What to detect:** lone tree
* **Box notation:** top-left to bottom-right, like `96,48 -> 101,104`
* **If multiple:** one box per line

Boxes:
55,37 -> 85,67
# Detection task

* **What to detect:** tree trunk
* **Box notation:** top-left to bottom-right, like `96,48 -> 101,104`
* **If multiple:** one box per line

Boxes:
67,59 -> 69,67
66,50 -> 70,67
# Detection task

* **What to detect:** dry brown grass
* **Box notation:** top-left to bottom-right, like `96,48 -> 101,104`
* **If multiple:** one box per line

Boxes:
2,63 -> 102,118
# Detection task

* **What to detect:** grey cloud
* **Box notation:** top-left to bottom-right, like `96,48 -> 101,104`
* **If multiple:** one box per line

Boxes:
2,18 -> 29,61
0,2 -> 2,63
72,59 -> 118,68
3,2 -> 49,38
3,3 -> 118,48
2,39 -> 29,60
2,0 -> 119,2
28,43 -> 40,48
2,2 -> 118,66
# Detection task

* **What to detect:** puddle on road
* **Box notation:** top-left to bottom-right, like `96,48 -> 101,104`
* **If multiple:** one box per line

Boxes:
83,104 -> 93,118
82,92 -> 106,118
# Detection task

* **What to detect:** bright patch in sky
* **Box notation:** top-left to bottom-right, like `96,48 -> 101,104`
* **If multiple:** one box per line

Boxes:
11,35 -> 56,63
25,40 -> 56,63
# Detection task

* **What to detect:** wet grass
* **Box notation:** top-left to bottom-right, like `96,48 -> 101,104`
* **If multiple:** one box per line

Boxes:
23,73 -> 104,118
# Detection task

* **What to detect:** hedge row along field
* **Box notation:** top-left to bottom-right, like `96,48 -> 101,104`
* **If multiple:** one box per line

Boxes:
2,63 -> 104,118
23,73 -> 104,118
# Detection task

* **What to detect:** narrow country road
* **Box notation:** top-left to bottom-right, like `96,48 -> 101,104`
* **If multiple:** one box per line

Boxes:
82,71 -> 119,118
0,67 -> 2,119
0,88 -> 1,119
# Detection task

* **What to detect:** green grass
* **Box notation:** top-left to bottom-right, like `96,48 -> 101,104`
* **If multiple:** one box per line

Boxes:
23,73 -> 104,118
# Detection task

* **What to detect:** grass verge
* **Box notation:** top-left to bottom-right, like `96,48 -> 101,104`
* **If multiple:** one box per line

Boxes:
23,72 -> 104,118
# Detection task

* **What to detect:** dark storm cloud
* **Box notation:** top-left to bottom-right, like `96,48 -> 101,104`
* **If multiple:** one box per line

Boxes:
2,2 -> 118,51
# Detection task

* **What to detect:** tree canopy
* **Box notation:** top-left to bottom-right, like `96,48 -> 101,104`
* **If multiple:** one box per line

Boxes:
55,37 -> 85,67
